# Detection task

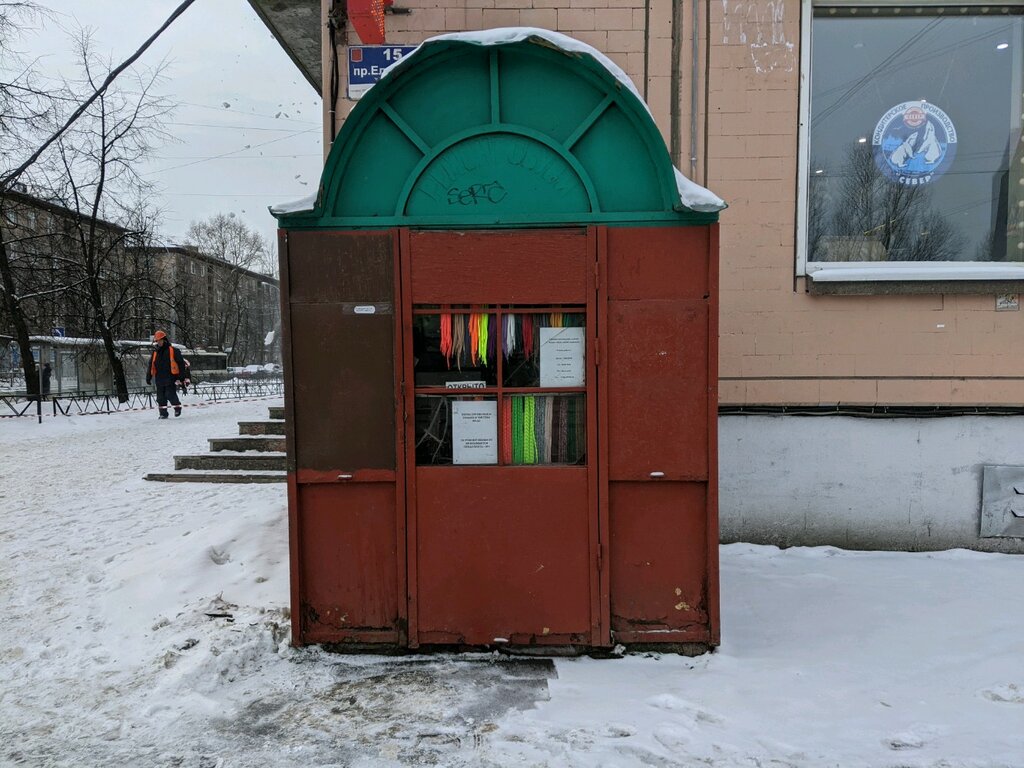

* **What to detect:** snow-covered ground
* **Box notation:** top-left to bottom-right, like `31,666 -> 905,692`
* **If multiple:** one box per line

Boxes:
1,402 -> 1022,767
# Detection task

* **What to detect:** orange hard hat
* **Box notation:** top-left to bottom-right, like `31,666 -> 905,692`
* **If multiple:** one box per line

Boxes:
153,330 -> 167,341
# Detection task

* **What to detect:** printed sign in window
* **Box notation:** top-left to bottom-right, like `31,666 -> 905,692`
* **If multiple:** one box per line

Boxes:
452,400 -> 498,465
539,327 -> 585,387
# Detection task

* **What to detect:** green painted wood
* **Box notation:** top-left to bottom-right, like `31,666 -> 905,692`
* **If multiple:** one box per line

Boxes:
275,37 -> 718,229
399,126 -> 598,218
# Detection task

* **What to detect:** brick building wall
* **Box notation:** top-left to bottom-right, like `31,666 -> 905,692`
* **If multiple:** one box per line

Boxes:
321,0 -> 1024,407
706,0 -> 1024,406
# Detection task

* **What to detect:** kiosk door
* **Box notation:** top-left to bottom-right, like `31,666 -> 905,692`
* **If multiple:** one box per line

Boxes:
402,229 -> 603,647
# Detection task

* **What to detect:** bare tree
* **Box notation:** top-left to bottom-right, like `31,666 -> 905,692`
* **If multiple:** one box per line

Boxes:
43,35 -> 173,402
0,1 -> 54,397
1,0 -> 194,398
186,213 -> 275,275
183,213 -> 274,365
813,144 -> 965,263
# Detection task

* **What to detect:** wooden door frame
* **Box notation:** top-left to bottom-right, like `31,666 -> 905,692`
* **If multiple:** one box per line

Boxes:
397,226 -> 608,649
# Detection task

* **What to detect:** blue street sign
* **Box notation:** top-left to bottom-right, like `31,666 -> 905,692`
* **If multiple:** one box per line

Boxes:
348,45 -> 417,100
52,327 -> 65,338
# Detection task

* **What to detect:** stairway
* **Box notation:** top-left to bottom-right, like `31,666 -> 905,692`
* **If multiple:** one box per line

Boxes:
145,405 -> 287,483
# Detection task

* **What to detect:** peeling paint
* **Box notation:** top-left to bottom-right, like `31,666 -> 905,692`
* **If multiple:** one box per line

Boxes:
674,601 -> 690,611
721,0 -> 796,73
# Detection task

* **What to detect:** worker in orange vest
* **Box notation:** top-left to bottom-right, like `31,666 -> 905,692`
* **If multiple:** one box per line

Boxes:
147,330 -> 187,418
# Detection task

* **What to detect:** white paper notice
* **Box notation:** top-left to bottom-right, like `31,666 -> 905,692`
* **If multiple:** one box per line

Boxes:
452,400 -> 498,465
539,327 -> 585,387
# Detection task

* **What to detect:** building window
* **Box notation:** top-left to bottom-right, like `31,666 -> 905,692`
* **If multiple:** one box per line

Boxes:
190,261 -> 197,275
801,3 -> 1024,283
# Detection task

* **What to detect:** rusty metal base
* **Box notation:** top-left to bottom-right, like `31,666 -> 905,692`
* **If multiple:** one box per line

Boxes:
314,642 -> 713,657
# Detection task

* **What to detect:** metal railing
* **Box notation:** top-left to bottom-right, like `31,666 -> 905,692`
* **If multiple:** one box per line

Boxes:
1,377 -> 284,418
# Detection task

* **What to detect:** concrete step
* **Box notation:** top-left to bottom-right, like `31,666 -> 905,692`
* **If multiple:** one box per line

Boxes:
175,453 -> 286,471
209,435 -> 286,452
268,406 -> 285,420
238,420 -> 286,436
145,472 -> 286,484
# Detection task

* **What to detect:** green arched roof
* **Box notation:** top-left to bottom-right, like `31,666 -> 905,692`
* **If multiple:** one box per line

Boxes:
273,32 -> 721,229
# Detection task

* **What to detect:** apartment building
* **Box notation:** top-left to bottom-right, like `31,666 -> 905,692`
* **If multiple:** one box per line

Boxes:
147,244 -> 281,365
1,190 -> 280,369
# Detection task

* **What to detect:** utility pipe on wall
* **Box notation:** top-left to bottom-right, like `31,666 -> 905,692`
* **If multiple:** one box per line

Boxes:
670,0 -> 682,167
671,0 -> 701,178
691,0 -> 699,179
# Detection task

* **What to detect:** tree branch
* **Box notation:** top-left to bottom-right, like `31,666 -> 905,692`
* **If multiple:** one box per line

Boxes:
0,0 -> 196,190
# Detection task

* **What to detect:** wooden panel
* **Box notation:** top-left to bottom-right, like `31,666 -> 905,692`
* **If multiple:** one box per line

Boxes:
288,230 -> 393,303
409,229 -> 588,304
290,305 -> 395,470
608,481 -> 709,637
280,230 -> 297,477
606,300 -> 708,480
415,466 -> 592,645
297,483 -> 399,642
706,223 -> 721,647
606,227 -> 709,301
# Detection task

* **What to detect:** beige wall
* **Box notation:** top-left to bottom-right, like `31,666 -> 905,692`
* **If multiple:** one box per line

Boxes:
325,0 -> 681,148
706,0 -> 1024,406
322,0 -> 1024,406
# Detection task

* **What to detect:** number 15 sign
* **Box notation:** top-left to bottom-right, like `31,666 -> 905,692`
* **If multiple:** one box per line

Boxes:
348,45 -> 418,99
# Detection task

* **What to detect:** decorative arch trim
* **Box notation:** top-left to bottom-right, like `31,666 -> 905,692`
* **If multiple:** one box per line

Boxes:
274,35 -> 719,229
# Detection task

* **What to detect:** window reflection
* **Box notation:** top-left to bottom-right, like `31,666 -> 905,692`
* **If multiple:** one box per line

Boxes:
809,11 -> 1024,263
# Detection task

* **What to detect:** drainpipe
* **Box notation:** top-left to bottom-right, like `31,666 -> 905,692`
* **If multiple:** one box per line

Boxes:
691,0 -> 700,179
670,0 -> 683,167
643,0 -> 651,102
327,1 -> 344,148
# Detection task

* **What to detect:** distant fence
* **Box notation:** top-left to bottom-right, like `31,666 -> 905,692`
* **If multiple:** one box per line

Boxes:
0,378 -> 284,418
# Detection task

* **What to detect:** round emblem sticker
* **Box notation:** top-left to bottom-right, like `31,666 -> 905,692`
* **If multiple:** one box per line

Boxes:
872,101 -> 957,186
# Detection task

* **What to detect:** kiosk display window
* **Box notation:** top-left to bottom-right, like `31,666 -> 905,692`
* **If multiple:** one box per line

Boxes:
413,305 -> 587,466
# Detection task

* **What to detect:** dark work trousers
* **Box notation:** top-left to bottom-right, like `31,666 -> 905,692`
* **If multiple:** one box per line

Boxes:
156,383 -> 182,415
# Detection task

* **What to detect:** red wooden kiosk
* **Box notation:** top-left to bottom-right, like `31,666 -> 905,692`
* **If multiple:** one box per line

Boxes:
273,31 -> 724,653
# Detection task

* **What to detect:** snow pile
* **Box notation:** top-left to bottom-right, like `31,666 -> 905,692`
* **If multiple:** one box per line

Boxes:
1,405 -> 1022,766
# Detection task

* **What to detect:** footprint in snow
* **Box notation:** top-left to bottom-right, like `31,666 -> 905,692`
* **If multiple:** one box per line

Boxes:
602,723 -> 636,738
886,724 -> 939,751
647,693 -> 723,724
982,683 -> 1024,704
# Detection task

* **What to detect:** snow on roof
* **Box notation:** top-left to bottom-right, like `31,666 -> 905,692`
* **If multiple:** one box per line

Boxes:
269,192 -> 318,216
28,336 -> 227,354
29,336 -> 149,348
271,29 -> 724,216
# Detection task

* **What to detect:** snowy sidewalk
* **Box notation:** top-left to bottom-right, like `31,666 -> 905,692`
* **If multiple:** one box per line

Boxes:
1,402 -> 1022,767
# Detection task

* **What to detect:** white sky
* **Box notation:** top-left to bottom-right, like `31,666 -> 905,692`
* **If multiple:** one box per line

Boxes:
18,0 -> 324,250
